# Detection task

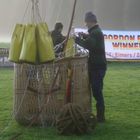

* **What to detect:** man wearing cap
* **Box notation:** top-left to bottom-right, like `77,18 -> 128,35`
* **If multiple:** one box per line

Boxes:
74,12 -> 107,122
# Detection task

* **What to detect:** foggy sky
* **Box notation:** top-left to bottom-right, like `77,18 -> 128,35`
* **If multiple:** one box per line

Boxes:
0,0 -> 140,41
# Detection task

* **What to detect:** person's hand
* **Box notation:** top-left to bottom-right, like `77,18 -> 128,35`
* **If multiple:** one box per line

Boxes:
78,32 -> 84,37
73,34 -> 77,40
69,33 -> 77,40
78,32 -> 88,39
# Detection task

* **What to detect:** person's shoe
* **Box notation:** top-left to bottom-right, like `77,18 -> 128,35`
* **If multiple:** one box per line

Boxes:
97,116 -> 105,123
96,106 -> 105,123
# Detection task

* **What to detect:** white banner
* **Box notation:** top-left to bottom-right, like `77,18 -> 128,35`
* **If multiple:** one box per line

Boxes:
75,28 -> 140,60
104,30 -> 140,60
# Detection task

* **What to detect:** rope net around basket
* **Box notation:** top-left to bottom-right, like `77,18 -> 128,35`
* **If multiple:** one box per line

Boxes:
56,103 -> 97,135
13,56 -> 92,127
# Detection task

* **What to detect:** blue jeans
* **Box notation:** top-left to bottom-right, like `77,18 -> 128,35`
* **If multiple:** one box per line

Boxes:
89,68 -> 106,108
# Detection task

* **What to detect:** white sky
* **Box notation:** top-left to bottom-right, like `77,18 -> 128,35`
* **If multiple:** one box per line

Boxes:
0,0 -> 140,42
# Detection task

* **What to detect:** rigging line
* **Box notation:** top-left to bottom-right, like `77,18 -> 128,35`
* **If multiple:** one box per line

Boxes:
64,0 -> 77,48
0,64 -> 31,138
21,0 -> 30,23
19,63 -> 59,133
53,0 -> 78,59
44,0 -> 52,22
55,0 -> 64,22
31,0 -> 40,23
13,65 -> 31,117
31,0 -> 36,23
35,0 -> 43,23
0,118 -> 13,137
36,67 -> 47,127
49,1 -> 59,27
25,67 -> 60,128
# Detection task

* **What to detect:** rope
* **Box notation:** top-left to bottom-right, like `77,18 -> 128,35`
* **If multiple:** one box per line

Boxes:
8,64 -> 59,139
64,0 -> 77,49
0,64 -> 32,139
55,0 -> 96,135
56,0 -> 64,22
31,0 -> 35,23
56,103 -> 97,135
26,67 -> 60,128
35,0 -> 43,23
21,0 -> 30,23
22,0 -> 42,24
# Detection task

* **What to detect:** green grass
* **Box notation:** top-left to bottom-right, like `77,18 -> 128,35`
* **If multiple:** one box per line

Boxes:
0,62 -> 140,140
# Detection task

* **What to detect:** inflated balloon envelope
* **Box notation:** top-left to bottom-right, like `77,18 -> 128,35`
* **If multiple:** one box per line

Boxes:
19,24 -> 37,64
9,24 -> 25,63
36,23 -> 55,63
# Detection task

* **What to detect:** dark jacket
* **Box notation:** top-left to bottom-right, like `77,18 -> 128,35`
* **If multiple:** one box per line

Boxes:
75,25 -> 107,70
51,30 -> 65,46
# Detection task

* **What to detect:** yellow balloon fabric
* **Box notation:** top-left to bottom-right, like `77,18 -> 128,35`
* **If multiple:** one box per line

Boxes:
65,38 -> 75,57
36,23 -> 55,63
9,24 -> 25,63
19,24 -> 37,63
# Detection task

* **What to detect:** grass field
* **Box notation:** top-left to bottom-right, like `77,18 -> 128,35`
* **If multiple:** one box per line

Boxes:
0,62 -> 140,140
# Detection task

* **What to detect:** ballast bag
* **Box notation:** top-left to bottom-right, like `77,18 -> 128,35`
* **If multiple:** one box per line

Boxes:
36,22 -> 55,63
65,37 -> 75,57
9,24 -> 25,63
19,24 -> 37,64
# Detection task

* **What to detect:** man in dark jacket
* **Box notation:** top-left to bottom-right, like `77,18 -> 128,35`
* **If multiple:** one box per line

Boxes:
75,12 -> 107,122
51,22 -> 65,54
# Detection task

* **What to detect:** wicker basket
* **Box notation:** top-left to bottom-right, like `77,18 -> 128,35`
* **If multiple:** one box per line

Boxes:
13,56 -> 92,126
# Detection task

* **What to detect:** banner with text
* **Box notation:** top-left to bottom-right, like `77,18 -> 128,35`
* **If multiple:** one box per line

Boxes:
104,30 -> 140,60
75,28 -> 140,60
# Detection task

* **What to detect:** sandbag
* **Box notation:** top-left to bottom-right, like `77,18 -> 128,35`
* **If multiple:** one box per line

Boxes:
39,22 -> 49,33
19,24 -> 37,64
36,22 -> 55,63
65,38 -> 75,58
9,24 -> 25,63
